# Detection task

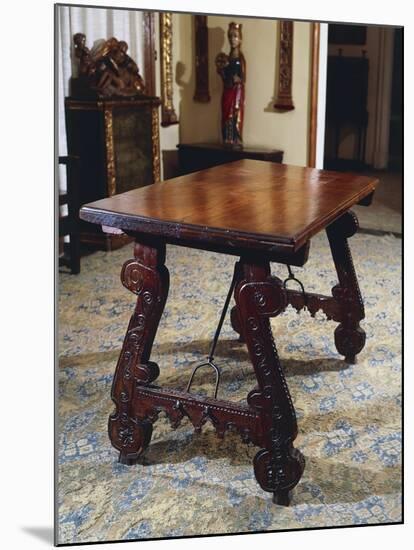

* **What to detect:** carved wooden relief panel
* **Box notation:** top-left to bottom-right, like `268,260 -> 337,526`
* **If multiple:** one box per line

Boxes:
274,21 -> 295,111
159,12 -> 179,126
193,15 -> 210,102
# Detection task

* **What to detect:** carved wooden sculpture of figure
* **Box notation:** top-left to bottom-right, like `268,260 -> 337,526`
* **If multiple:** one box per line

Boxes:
215,23 -> 246,146
73,34 -> 146,98
74,33 -> 94,77
111,40 -> 146,95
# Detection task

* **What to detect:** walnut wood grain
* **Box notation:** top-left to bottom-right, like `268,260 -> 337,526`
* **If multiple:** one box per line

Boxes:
80,159 -> 378,255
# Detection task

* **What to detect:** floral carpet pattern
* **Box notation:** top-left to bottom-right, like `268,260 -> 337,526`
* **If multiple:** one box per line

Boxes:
57,230 -> 402,544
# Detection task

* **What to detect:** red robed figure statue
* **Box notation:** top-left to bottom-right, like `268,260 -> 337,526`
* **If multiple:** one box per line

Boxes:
215,23 -> 246,146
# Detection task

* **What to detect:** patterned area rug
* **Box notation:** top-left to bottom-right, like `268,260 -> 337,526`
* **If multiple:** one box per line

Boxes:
57,231 -> 402,544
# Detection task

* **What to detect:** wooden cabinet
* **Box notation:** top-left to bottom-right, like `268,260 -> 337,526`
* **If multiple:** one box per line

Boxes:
177,142 -> 283,176
65,96 -> 161,250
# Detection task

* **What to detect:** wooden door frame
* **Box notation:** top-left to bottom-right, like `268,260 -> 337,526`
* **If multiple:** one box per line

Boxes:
311,24 -> 395,170
369,27 -> 395,169
308,22 -> 328,169
308,23 -> 320,168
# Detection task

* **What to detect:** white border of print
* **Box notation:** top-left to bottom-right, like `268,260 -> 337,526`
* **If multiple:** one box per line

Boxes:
1,1 -> 409,548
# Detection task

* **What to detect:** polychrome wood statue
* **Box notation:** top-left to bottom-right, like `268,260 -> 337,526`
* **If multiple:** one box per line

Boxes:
215,23 -> 246,146
73,33 -> 146,98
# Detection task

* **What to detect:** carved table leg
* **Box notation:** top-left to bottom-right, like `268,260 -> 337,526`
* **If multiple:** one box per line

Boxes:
230,264 -> 244,341
326,211 -> 366,364
108,239 -> 169,464
230,304 -> 245,342
234,259 -> 305,505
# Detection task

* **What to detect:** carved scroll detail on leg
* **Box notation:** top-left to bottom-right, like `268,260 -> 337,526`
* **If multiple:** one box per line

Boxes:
326,211 -> 366,363
108,241 -> 169,463
235,261 -> 304,504
230,304 -> 244,342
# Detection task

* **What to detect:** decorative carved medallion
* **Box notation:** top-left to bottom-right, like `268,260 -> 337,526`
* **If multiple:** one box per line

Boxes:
159,13 -> 179,126
274,21 -> 295,111
193,15 -> 210,102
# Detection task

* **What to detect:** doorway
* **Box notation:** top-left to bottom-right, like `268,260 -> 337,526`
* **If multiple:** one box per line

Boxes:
323,23 -> 402,236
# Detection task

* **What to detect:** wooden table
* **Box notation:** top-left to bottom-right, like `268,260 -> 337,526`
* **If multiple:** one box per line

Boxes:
80,159 -> 378,505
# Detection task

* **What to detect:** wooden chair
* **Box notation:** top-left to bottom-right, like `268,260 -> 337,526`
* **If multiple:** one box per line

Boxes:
59,155 -> 81,274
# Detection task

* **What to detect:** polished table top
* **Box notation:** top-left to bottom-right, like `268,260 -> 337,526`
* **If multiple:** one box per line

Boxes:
80,160 -> 378,254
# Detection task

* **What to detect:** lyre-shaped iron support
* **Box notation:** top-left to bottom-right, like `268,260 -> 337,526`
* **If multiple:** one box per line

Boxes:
186,262 -> 240,398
